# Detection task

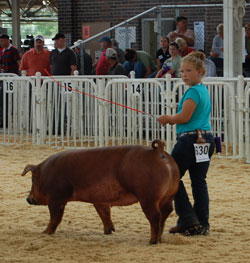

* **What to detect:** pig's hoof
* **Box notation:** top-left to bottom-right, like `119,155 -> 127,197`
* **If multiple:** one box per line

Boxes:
104,225 -> 115,235
43,229 -> 54,235
149,239 -> 158,245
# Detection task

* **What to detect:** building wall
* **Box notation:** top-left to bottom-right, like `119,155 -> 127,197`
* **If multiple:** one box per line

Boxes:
58,0 -> 250,56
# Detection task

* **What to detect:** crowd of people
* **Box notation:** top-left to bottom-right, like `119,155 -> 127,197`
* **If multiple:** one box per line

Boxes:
0,16 -> 250,78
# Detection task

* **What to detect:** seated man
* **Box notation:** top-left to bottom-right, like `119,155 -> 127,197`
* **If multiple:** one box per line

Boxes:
167,16 -> 195,47
106,48 -> 127,76
209,23 -> 223,74
123,49 -> 156,78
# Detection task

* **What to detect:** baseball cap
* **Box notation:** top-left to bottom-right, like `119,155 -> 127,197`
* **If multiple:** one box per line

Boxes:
106,48 -> 117,58
0,34 -> 9,39
52,33 -> 65,40
35,35 -> 44,41
98,36 -> 111,44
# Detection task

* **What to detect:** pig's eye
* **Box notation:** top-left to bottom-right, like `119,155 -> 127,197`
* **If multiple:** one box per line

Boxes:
160,154 -> 166,159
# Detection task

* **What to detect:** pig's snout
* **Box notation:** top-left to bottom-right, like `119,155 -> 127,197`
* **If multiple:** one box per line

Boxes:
26,196 -> 39,205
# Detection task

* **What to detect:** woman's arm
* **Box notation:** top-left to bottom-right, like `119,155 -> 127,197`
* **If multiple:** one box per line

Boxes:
155,69 -> 163,78
156,58 -> 161,71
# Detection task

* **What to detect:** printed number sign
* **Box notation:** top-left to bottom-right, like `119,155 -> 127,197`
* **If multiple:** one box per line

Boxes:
130,83 -> 141,95
62,82 -> 73,94
6,81 -> 14,93
193,143 -> 210,163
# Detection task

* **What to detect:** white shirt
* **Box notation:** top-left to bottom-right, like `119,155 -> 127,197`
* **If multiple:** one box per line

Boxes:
205,58 -> 217,77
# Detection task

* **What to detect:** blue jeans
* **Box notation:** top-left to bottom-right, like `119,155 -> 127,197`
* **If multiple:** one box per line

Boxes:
123,61 -> 146,78
171,133 -> 215,228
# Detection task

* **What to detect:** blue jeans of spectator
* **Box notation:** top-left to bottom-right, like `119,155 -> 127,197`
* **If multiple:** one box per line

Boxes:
123,61 -> 146,78
210,57 -> 223,69
148,71 -> 157,78
171,133 -> 215,229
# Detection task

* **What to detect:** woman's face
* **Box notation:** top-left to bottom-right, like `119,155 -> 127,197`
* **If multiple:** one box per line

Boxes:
160,37 -> 169,49
178,42 -> 187,53
246,27 -> 250,38
219,32 -> 223,39
169,45 -> 179,57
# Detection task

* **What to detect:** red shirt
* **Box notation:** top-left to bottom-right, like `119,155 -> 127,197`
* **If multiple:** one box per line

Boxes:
181,47 -> 195,57
0,44 -> 21,74
96,50 -> 109,75
20,48 -> 51,76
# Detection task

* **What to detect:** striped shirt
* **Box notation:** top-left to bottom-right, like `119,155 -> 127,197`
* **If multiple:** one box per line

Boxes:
0,44 -> 21,74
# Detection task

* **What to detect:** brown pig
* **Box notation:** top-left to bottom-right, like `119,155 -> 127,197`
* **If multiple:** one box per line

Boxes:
21,140 -> 179,244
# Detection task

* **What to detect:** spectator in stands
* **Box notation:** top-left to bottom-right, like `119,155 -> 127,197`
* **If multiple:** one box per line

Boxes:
20,35 -> 50,76
243,23 -> 250,77
175,37 -> 194,57
156,36 -> 171,71
209,23 -> 223,73
167,16 -> 195,47
198,49 -> 217,77
74,40 -> 93,75
106,48 -> 127,75
149,36 -> 171,78
0,34 -> 21,74
50,33 -> 77,75
123,48 -> 156,78
156,42 -> 181,78
111,39 -> 125,64
95,36 -> 112,75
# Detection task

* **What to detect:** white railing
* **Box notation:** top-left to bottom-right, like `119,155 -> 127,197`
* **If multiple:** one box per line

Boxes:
1,73 -> 250,163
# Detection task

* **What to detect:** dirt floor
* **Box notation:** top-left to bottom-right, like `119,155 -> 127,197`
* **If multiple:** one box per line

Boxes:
0,143 -> 250,263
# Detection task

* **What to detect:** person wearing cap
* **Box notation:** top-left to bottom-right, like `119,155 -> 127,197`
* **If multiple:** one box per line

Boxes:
243,23 -> 250,76
50,33 -> 77,75
111,39 -> 125,64
20,35 -> 51,76
95,36 -> 112,75
123,49 -> 156,78
0,34 -> 21,74
106,48 -> 127,76
74,40 -> 93,75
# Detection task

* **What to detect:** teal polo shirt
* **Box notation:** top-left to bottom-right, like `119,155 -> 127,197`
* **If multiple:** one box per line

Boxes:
176,83 -> 212,134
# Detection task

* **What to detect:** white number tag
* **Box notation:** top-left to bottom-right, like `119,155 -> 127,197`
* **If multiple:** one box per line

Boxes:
62,82 -> 73,94
129,83 -> 141,95
193,143 -> 210,163
6,81 -> 14,93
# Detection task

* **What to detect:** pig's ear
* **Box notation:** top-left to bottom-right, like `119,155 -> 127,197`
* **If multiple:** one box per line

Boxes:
21,165 -> 36,176
151,140 -> 165,152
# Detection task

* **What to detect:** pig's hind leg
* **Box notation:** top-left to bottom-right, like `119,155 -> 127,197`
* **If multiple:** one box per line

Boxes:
140,201 -> 162,244
43,201 -> 66,234
159,199 -> 174,235
94,204 -> 115,234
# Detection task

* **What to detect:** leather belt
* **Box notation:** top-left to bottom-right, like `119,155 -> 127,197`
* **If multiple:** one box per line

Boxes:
178,130 -> 212,137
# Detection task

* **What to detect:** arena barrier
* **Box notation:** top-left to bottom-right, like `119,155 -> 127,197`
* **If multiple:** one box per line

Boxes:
1,73 -> 250,163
